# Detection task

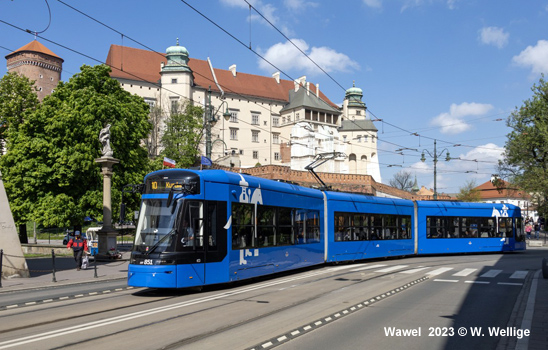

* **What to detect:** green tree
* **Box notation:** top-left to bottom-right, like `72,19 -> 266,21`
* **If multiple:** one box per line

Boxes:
0,64 -> 151,228
389,170 -> 414,191
152,101 -> 204,170
0,72 -> 39,154
500,75 -> 548,219
456,180 -> 481,202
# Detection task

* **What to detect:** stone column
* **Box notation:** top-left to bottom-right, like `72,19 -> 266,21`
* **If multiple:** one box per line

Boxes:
0,171 -> 30,278
94,156 -> 119,260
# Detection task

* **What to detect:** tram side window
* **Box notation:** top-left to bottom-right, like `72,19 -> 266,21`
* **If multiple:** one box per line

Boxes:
278,207 -> 294,245
257,206 -> 276,247
306,210 -> 320,243
427,217 -> 457,238
232,203 -> 254,249
498,217 -> 513,238
371,214 -> 383,240
354,214 -> 369,240
399,216 -> 411,239
334,213 -> 347,242
295,210 -> 306,243
383,214 -> 398,240
177,201 -> 204,249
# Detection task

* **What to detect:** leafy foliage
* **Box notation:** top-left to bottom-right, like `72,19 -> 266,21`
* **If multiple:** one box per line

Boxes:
500,75 -> 548,217
151,101 -> 204,171
456,180 -> 481,202
0,65 -> 151,227
0,72 -> 39,154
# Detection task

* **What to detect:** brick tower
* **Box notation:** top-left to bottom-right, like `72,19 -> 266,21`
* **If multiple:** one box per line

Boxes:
5,40 -> 63,101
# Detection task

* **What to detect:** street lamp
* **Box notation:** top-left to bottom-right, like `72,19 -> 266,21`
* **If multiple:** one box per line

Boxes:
206,86 -> 231,159
420,139 -> 451,200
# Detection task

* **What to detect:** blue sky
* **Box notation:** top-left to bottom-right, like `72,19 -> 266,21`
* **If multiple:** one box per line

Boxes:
2,0 -> 547,194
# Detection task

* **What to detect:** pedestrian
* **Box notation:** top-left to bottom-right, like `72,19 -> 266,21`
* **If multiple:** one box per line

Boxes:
525,223 -> 532,240
67,230 -> 88,271
534,221 -> 541,240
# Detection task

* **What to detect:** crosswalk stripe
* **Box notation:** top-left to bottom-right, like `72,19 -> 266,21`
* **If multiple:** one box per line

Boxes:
509,271 -> 528,279
400,267 -> 430,274
375,265 -> 408,273
426,267 -> 453,276
350,264 -> 387,272
480,270 -> 503,278
453,268 -> 477,277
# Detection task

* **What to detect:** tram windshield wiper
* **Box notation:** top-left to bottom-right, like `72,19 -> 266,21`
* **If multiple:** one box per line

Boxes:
145,229 -> 176,256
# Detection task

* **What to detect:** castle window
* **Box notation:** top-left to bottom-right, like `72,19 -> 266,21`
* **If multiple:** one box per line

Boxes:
252,114 -> 259,125
230,128 -> 238,140
171,78 -> 177,84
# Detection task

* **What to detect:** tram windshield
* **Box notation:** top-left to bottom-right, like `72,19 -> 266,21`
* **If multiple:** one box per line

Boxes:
133,198 -> 182,254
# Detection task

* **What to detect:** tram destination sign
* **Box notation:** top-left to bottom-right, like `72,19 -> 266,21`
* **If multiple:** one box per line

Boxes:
145,170 -> 201,194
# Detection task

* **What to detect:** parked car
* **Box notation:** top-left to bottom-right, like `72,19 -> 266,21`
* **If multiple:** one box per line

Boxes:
62,232 -> 74,245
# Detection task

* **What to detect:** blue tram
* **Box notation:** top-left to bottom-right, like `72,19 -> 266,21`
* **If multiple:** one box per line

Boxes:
128,169 -> 325,288
128,169 -> 525,289
415,201 -> 526,254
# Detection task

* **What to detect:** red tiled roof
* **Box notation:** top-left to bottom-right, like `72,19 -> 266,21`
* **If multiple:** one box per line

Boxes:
6,40 -> 63,61
105,44 -> 338,107
474,179 -> 527,199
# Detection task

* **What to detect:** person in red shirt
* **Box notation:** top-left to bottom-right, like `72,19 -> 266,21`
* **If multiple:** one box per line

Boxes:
67,231 -> 88,271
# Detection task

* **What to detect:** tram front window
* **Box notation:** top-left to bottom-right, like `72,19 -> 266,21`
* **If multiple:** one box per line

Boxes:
134,199 -> 181,253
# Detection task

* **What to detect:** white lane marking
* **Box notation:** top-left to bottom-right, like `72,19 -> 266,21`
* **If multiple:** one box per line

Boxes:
498,282 -> 523,286
425,267 -> 453,276
453,268 -> 477,277
399,267 -> 429,274
480,269 -> 503,278
329,263 -> 369,272
509,271 -> 528,279
375,265 -> 408,273
433,279 -> 459,283
464,281 -> 490,284
350,264 -> 387,272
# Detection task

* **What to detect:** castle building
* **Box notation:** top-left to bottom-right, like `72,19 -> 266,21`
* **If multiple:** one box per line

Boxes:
5,40 -> 63,101
105,40 -> 381,182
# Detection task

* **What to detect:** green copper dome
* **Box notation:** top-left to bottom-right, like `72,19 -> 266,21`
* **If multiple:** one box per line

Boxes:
166,38 -> 189,56
162,38 -> 191,73
345,81 -> 363,98
345,81 -> 365,108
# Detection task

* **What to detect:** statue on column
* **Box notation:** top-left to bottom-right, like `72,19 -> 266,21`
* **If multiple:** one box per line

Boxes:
99,123 -> 113,157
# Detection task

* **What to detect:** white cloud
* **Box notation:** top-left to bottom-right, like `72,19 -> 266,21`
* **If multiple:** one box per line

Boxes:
431,102 -> 494,135
478,27 -> 509,49
362,0 -> 383,8
258,39 -> 360,75
512,40 -> 548,76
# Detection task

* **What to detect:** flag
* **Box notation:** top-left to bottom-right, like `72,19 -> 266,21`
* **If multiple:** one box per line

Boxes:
163,157 -> 176,168
201,156 -> 212,167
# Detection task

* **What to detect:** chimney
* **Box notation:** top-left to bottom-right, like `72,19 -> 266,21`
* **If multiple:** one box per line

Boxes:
306,82 -> 310,96
316,84 -> 320,98
272,71 -> 280,84
229,64 -> 236,77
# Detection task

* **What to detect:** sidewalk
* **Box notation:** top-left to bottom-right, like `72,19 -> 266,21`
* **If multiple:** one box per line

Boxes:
0,250 -> 130,293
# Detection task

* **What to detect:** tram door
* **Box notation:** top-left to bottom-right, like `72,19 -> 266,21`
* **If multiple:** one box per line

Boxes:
183,201 -> 206,285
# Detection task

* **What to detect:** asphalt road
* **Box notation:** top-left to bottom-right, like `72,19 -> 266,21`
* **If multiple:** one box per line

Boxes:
0,249 -> 543,350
